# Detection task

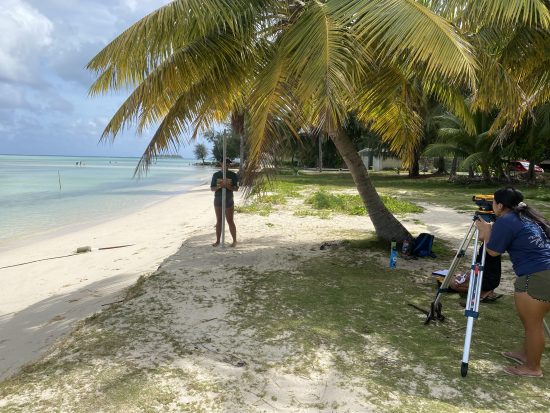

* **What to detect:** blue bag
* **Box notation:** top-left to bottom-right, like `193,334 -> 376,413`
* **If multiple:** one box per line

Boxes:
412,233 -> 436,258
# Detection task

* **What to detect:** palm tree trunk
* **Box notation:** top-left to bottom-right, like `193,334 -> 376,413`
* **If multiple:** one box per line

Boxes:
231,111 -> 245,176
409,148 -> 420,178
318,133 -> 323,172
436,156 -> 446,174
481,162 -> 491,181
332,129 -> 411,241
240,134 -> 245,176
449,155 -> 458,178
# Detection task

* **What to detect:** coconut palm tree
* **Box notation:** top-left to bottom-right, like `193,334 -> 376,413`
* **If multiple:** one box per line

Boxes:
426,1 -> 550,181
425,110 -> 500,181
88,0 -> 547,241
437,1 -> 550,148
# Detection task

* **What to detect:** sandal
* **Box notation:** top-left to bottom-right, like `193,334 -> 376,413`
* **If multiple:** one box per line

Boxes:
481,293 -> 503,303
501,351 -> 526,364
503,365 -> 543,378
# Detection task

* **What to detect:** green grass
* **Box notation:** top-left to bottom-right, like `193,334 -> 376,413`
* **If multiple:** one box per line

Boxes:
304,190 -> 423,216
3,246 -> 547,411
235,203 -> 273,216
263,171 -> 550,218
231,246 -> 549,412
238,172 -> 428,217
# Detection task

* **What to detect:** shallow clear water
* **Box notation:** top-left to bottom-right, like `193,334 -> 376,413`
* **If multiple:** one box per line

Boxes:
0,155 -> 212,248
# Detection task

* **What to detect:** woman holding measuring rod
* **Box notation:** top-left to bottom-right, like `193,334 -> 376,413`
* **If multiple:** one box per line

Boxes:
476,187 -> 550,378
210,158 -> 238,247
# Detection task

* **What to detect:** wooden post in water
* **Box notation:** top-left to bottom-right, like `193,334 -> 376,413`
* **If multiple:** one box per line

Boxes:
58,170 -> 62,191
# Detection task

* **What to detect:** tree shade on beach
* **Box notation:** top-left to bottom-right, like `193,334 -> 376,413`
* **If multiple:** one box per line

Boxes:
87,0 -> 550,241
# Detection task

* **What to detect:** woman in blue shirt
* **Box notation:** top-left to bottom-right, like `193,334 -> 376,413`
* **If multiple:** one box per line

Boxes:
476,187 -> 550,378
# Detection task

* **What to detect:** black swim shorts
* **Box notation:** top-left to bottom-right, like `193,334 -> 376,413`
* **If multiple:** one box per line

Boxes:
214,198 -> 234,208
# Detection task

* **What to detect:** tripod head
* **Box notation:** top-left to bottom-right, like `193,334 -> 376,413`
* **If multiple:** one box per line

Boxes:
472,195 -> 496,222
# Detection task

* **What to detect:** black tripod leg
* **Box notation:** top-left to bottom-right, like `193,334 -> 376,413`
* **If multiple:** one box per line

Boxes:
434,301 -> 445,322
461,362 -> 468,377
423,301 -> 445,324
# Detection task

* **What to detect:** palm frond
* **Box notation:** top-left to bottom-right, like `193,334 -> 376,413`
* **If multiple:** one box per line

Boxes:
246,41 -> 297,177
423,142 -> 465,157
437,127 -> 469,142
88,0 -> 276,93
282,1 -> 364,132
422,77 -> 476,134
460,151 -> 485,170
330,0 -> 478,88
422,0 -> 550,28
354,67 -> 424,166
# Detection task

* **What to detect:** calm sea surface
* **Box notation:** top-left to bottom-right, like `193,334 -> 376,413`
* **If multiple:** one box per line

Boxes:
0,155 -> 213,249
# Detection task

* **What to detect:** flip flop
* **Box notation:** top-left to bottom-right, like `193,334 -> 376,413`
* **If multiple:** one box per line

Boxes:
501,351 -> 525,364
481,293 -> 503,303
503,365 -> 543,378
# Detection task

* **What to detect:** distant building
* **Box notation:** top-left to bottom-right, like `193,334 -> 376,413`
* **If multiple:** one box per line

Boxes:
358,148 -> 401,171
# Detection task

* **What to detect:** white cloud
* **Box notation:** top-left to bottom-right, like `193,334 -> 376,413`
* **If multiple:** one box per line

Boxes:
1,0 -> 181,157
0,0 -> 53,84
121,0 -> 171,14
0,83 -> 30,108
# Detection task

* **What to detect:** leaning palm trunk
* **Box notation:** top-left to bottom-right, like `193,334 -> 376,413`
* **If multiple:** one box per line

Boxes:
332,129 -> 411,241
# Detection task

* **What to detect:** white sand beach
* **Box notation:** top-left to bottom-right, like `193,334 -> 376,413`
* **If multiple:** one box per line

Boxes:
0,183 -> 517,403
0,183 -> 215,380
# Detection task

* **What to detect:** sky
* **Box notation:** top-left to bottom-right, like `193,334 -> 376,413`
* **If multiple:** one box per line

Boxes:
0,0 -> 210,158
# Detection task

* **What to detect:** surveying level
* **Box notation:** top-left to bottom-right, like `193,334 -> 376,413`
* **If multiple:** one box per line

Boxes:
472,194 -> 494,211
472,195 -> 496,223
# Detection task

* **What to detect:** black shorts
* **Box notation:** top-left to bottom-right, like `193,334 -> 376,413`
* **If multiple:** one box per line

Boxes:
214,198 -> 234,208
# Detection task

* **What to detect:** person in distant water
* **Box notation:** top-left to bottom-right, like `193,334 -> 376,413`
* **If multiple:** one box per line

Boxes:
476,187 -> 550,378
210,159 -> 238,247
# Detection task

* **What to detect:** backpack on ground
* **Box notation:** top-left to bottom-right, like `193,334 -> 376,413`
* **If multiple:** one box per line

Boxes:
412,233 -> 436,258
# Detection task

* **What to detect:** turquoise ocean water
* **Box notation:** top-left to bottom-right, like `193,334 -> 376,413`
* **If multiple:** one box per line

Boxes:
0,155 -> 212,249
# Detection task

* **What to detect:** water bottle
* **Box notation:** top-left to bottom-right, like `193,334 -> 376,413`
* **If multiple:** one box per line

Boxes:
389,240 -> 397,269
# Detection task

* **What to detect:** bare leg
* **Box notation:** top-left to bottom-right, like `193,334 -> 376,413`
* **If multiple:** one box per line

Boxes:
512,291 -> 550,373
225,207 -> 237,246
213,206 -> 222,246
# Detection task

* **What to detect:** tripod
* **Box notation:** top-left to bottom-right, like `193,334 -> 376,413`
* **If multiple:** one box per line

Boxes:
425,213 -> 489,325
424,212 -> 491,377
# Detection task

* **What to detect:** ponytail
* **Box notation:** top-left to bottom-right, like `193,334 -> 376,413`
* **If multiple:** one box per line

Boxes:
494,187 -> 550,239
